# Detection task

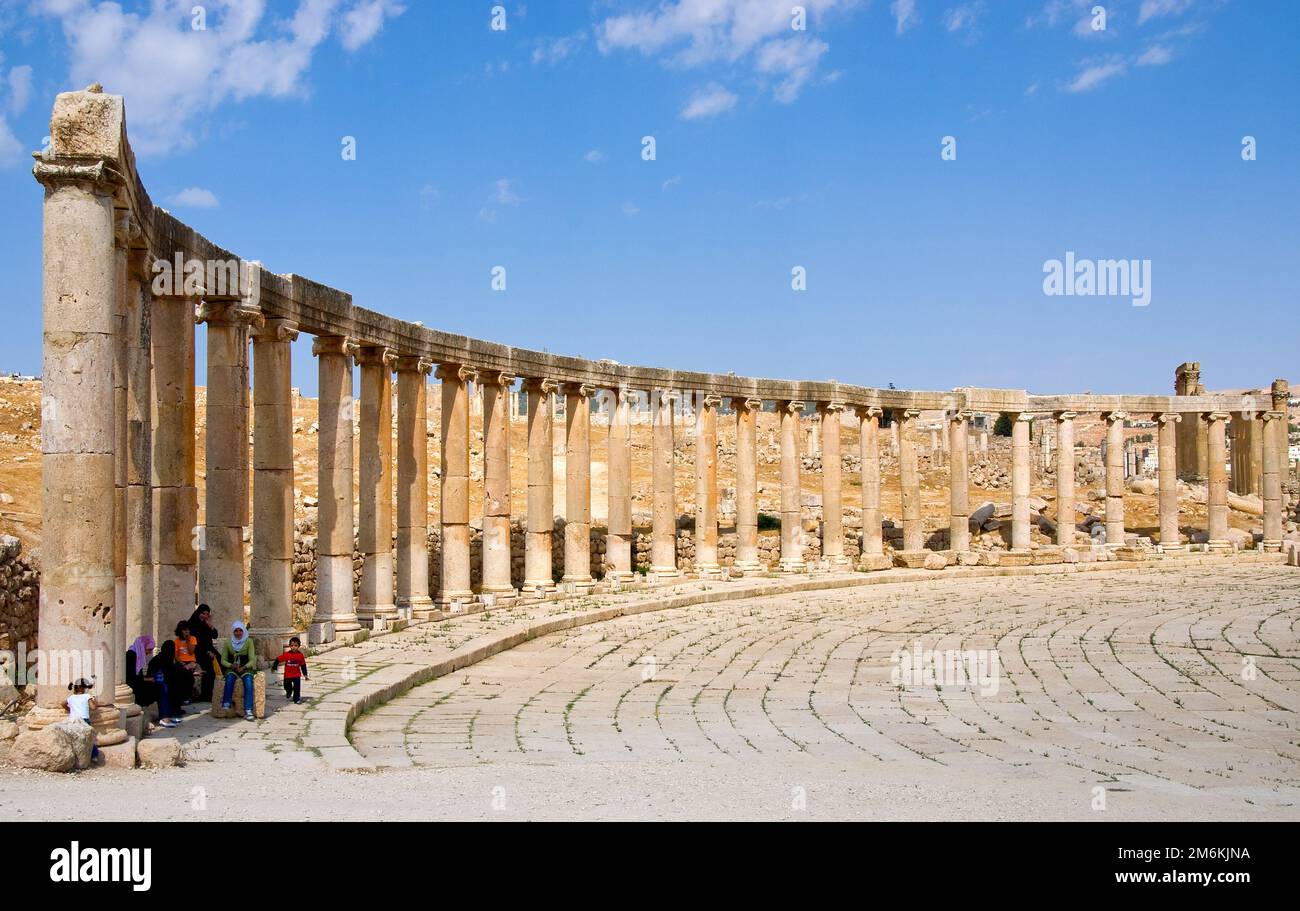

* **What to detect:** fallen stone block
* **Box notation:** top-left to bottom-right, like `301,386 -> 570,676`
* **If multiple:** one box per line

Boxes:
978,552 -> 1002,567
892,550 -> 931,569
1000,552 -> 1034,567
1061,547 -> 1080,564
8,727 -> 76,772
858,554 -> 892,572
137,737 -> 185,769
955,551 -> 980,566
100,737 -> 138,769
923,552 -> 947,571
0,719 -> 18,742
51,719 -> 95,770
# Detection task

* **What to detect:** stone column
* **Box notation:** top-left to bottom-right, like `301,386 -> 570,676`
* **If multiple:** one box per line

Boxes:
481,371 -> 516,600
858,406 -> 884,559
356,346 -> 397,625
1262,412 -> 1283,550
695,394 -> 722,577
898,409 -> 923,552
1011,413 -> 1033,552
435,364 -> 475,609
732,397 -> 762,573
1157,413 -> 1181,550
124,250 -> 154,645
819,402 -> 848,566
1103,411 -> 1127,547
1175,362 -> 1207,481
650,390 -> 680,578
948,410 -> 971,553
606,386 -> 634,581
197,301 -> 258,635
563,383 -> 595,589
1055,412 -> 1076,546
395,356 -> 435,615
1206,411 -> 1230,550
250,319 -> 298,650
1230,409 -> 1261,496
110,211 -> 136,721
151,287 -> 199,640
778,400 -> 807,572
30,158 -> 127,743
523,378 -> 558,593
313,336 -> 361,633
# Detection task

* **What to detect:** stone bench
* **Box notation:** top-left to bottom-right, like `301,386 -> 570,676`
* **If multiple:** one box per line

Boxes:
210,671 -> 267,719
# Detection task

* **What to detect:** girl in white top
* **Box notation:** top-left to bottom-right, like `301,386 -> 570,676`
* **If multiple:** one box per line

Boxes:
64,678 -> 101,763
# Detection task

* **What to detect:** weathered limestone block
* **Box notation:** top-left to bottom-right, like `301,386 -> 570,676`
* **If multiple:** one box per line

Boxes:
9,726 -> 77,772
859,554 -> 892,572
892,550 -> 930,569
211,672 -> 267,719
923,552 -> 947,571
137,737 -> 185,768
100,737 -> 138,769
51,719 -> 95,770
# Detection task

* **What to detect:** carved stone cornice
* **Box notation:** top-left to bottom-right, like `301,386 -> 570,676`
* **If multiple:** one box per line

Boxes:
312,335 -> 359,359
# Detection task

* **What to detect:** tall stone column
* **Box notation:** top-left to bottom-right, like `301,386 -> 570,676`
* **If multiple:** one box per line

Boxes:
313,336 -> 361,633
732,397 -> 762,572
1206,411 -> 1230,551
197,301 -> 258,635
563,383 -> 595,589
1011,413 -> 1033,552
1156,413 -> 1181,550
250,319 -> 298,650
1103,411 -> 1127,547
110,211 -> 136,720
948,410 -> 971,553
435,364 -> 475,608
1054,412 -> 1076,546
1175,362 -> 1207,481
1230,409 -> 1261,496
606,386 -> 634,581
818,402 -> 848,566
898,409 -> 923,552
523,378 -> 558,592
395,356 -> 435,615
30,157 -> 127,743
151,287 -> 199,640
778,400 -> 807,572
1262,412 -> 1283,550
481,371 -> 516,599
124,249 -> 154,645
356,346 -> 397,625
858,406 -> 884,558
695,395 -> 722,577
650,390 -> 680,578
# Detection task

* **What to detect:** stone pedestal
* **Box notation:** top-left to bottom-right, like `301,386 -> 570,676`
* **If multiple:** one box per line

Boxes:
606,387 -> 635,580
396,357 -> 435,614
819,403 -> 848,566
1103,412 -> 1127,547
732,397 -> 762,572
524,378 -> 558,592
778,400 -> 806,572
1205,412 -> 1230,551
651,390 -> 680,578
859,406 -> 884,559
695,395 -> 722,577
948,410 -> 970,554
563,384 -> 596,589
898,409 -> 923,553
314,337 -> 361,631
1157,413 -> 1181,549
481,372 -> 516,599
437,364 -> 476,608
251,319 -> 299,646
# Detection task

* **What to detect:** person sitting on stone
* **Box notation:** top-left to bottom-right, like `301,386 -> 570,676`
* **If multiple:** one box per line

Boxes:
147,641 -> 185,729
219,622 -> 259,722
125,634 -> 157,710
64,678 -> 102,762
174,620 -> 202,704
187,604 -> 221,701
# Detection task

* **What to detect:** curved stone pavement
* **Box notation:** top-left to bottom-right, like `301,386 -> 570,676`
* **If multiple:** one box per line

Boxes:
351,563 -> 1300,817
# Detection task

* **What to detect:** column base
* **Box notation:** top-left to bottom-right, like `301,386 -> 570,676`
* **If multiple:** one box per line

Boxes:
648,567 -> 680,581
1262,541 -> 1282,553
1208,540 -> 1233,553
113,685 -> 141,719
356,606 -> 399,629
1157,543 -> 1186,554
825,555 -> 852,568
435,591 -> 476,614
732,560 -> 763,575
91,704 -> 128,747
396,596 -> 434,621
477,588 -> 518,607
522,579 -> 558,599
778,558 -> 807,573
559,575 -> 595,594
695,563 -> 722,580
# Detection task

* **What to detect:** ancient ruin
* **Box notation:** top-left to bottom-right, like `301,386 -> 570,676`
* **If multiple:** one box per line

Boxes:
25,86 -> 1297,758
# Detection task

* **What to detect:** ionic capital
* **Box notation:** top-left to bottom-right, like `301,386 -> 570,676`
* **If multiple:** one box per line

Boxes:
254,318 -> 299,343
358,346 -> 399,370
820,401 -> 847,414
1015,412 -> 1036,424
1205,411 -> 1230,423
1261,410 -> 1286,424
113,209 -> 139,250
899,409 -> 921,421
312,335 -> 359,359
196,301 -> 264,329
564,382 -> 596,399
657,390 -> 679,407
732,397 -> 763,413
783,401 -> 806,414
434,363 -> 475,384
948,409 -> 974,424
701,394 -> 722,409
1054,411 -> 1078,422
32,158 -> 125,195
1157,412 -> 1182,425
395,355 -> 434,375
855,405 -> 883,420
1103,411 -> 1129,424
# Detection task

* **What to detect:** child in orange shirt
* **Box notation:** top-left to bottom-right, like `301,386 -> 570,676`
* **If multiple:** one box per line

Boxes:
174,621 -> 201,703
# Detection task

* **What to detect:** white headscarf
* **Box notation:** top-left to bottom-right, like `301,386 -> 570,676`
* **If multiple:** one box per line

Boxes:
230,621 -> 248,648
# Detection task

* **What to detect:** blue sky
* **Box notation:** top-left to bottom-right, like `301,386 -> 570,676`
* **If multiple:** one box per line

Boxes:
1,0 -> 1296,396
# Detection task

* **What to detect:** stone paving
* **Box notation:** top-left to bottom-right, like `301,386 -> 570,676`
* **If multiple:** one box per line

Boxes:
344,562 -> 1300,817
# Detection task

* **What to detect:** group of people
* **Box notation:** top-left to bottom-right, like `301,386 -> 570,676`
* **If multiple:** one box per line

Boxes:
123,604 -> 311,727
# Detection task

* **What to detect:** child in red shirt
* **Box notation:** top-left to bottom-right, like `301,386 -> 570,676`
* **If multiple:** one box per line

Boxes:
272,637 -> 310,704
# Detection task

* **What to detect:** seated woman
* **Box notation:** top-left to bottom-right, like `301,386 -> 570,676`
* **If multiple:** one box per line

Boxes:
147,640 -> 186,728
220,622 -> 260,722
125,634 -> 157,709
174,621 -> 202,704
188,604 -> 221,702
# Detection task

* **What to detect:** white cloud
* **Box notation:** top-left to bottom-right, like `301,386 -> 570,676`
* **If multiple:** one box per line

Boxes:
1136,44 -> 1173,66
584,149 -> 606,163
944,2 -> 985,39
0,117 -> 22,168
621,201 -> 640,216
1138,0 -> 1194,25
340,0 -> 405,52
1065,57 -> 1127,92
35,0 -> 404,156
8,66 -> 32,114
493,178 -> 522,206
662,175 -> 682,191
418,184 -> 440,210
890,0 -> 919,35
680,82 -> 738,120
532,33 -> 586,65
597,0 -> 858,104
169,186 -> 220,208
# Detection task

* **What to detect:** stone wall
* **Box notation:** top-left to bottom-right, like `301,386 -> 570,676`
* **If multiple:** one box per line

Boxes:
0,536 -> 38,657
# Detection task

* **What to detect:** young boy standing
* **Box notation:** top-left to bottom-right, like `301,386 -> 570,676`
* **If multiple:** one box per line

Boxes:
272,637 -> 310,704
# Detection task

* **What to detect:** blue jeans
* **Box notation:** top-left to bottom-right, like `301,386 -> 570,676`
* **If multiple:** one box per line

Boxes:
222,672 -> 255,714
154,672 -> 175,720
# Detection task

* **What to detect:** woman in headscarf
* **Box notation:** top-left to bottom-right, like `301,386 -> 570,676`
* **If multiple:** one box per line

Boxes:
147,640 -> 185,728
187,604 -> 220,701
219,621 -> 260,721
125,635 -> 157,709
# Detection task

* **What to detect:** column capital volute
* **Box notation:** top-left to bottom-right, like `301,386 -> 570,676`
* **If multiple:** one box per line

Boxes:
1015,412 -> 1036,424
657,389 -> 679,407
732,396 -> 763,413
855,405 -> 883,420
312,335 -> 359,359
482,371 -> 515,388
254,317 -> 299,343
819,401 -> 846,414
1054,411 -> 1078,422
525,376 -> 559,395
1157,412 -> 1182,424
395,355 -> 434,375
899,408 -> 920,420
434,363 -> 475,383
357,345 -> 398,370
948,409 -> 974,423
196,301 -> 264,329
1103,411 -> 1129,424
783,400 -> 806,414
1261,410 -> 1286,423
701,394 -> 722,409
32,158 -> 125,195
564,382 -> 596,399
1205,410 -> 1230,422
